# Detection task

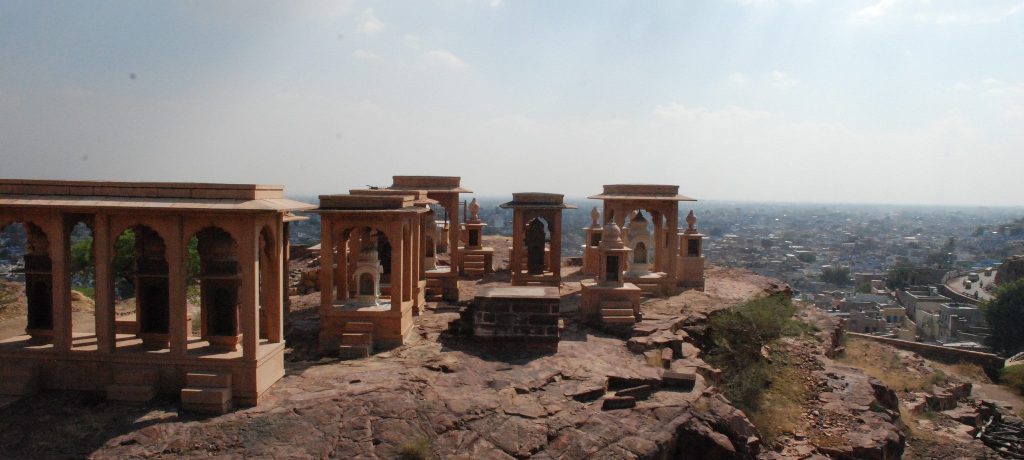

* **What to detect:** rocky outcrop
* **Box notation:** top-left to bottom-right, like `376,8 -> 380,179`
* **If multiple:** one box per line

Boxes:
996,254 -> 1024,285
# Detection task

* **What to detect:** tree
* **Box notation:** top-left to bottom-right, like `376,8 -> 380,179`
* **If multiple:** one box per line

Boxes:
820,266 -> 851,286
984,279 -> 1024,355
760,238 -> 774,250
886,262 -> 932,290
797,253 -> 816,264
856,282 -> 872,294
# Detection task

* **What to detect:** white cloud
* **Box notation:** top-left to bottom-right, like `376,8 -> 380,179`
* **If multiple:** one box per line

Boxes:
424,49 -> 469,69
354,8 -> 383,34
770,71 -> 800,88
854,0 -> 1024,25
729,0 -> 814,6
854,0 -> 902,21
352,49 -> 380,60
728,72 -> 747,84
489,0 -> 504,7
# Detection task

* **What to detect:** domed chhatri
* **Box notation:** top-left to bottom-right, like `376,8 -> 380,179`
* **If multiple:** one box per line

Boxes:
585,184 -> 704,296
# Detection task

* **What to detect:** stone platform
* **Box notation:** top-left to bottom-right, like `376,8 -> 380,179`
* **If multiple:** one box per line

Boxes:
460,286 -> 560,351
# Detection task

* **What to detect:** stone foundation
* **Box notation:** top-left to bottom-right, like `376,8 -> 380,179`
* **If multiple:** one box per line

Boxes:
465,286 -> 560,350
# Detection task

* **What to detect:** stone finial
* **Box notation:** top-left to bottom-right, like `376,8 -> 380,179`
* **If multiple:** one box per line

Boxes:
590,206 -> 600,227
469,198 -> 480,222
600,220 -> 625,249
686,210 -> 697,231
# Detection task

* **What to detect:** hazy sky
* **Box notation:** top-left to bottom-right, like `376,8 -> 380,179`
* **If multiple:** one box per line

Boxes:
1,1 -> 1022,206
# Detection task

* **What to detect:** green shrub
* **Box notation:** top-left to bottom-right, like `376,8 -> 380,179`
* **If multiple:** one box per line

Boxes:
1000,365 -> 1024,393
704,294 -> 803,412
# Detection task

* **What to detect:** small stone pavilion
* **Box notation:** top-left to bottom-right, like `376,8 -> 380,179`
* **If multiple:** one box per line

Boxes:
316,192 -> 432,357
387,176 -> 469,301
580,220 -> 643,326
588,185 -> 702,295
500,193 -> 576,287
459,198 -> 494,277
0,179 -> 314,411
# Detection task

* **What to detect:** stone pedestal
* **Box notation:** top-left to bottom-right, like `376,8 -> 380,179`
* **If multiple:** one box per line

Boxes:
467,286 -> 560,351
459,209 -> 494,276
580,282 -> 643,325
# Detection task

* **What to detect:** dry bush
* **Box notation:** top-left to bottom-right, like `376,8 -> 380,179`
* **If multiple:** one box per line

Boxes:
838,336 -> 945,392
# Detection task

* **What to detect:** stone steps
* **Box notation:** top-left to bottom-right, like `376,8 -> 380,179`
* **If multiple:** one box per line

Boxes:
600,299 -> 637,325
338,322 -> 374,359
0,365 -> 38,396
601,308 -> 635,318
601,315 -> 636,325
425,279 -> 444,300
181,371 -> 233,414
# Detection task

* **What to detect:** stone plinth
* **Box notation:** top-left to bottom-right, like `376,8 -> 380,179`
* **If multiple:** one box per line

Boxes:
678,256 -> 705,290
580,281 -> 643,325
470,286 -> 560,350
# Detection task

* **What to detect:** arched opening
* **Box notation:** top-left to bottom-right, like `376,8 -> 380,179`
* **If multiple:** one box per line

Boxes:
112,225 -> 169,350
68,220 -> 97,348
193,227 -> 240,352
525,218 -> 548,275
359,273 -> 374,296
634,242 -> 648,264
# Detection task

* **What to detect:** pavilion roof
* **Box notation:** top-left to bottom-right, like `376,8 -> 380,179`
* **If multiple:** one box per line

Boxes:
587,184 -> 696,202
389,176 -> 472,193
0,179 -> 315,212
499,193 -> 577,210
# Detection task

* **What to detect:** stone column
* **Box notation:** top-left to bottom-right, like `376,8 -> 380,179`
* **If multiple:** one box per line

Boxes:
268,219 -> 284,343
652,210 -> 664,273
50,214 -> 70,353
282,221 -> 291,323
509,209 -> 523,278
319,218 -> 334,315
240,220 -> 259,360
549,211 -> 562,283
666,207 -> 679,286
389,224 -> 404,312
403,223 -> 413,302
167,217 -> 187,356
93,214 -> 115,353
447,195 -> 460,270
336,235 -> 349,302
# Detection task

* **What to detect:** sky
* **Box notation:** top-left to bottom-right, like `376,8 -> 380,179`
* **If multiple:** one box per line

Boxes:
1,0 -> 1023,206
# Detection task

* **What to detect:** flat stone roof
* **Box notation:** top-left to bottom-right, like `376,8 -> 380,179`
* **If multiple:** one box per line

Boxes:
318,194 -> 423,211
0,179 -> 315,212
0,179 -> 284,200
349,189 -> 438,206
475,286 -> 560,299
588,184 -> 696,201
499,193 -> 577,209
390,176 -> 472,193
